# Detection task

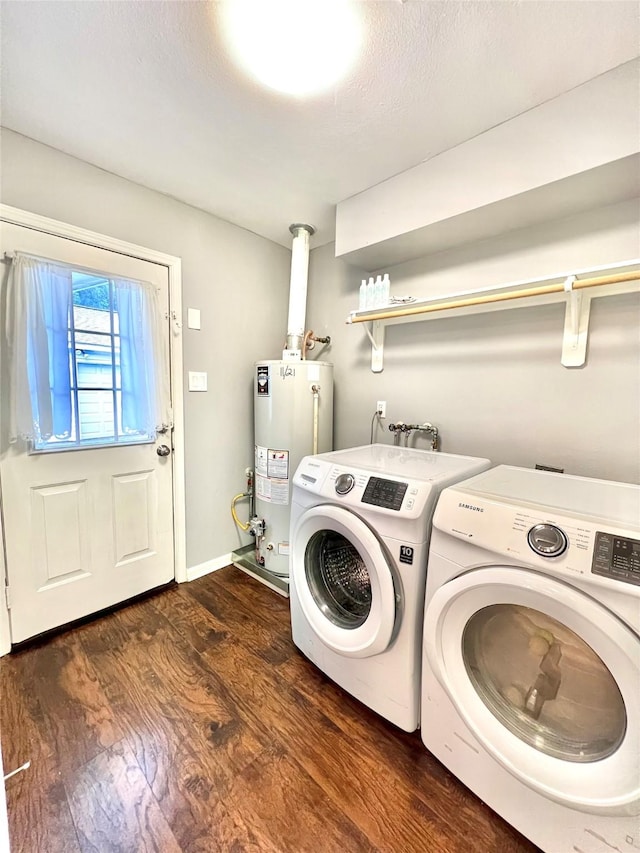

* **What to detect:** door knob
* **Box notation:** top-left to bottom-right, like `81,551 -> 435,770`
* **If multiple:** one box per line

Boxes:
156,444 -> 171,457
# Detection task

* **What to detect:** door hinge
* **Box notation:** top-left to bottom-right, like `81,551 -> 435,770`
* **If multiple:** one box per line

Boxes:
4,585 -> 11,610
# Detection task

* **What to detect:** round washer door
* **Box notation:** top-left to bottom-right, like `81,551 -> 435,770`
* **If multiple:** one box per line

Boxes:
291,504 -> 397,658
424,567 -> 640,816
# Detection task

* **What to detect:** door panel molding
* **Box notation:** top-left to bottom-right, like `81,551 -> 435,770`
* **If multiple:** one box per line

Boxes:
32,479 -> 91,582
0,204 -> 186,654
112,470 -> 156,564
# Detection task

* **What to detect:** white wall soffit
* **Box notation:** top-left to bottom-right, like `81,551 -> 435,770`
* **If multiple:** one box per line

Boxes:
335,60 -> 640,271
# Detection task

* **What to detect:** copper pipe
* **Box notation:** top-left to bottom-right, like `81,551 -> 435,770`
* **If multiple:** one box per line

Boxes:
302,329 -> 314,360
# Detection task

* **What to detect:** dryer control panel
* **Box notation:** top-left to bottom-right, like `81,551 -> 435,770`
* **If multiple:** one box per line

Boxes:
592,532 -> 640,586
433,488 -> 640,592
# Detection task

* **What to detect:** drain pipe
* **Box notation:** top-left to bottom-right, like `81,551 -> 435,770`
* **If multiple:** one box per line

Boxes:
284,223 -> 315,358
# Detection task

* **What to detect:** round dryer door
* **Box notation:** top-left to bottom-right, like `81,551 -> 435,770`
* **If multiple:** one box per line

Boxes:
424,567 -> 640,816
291,504 -> 397,658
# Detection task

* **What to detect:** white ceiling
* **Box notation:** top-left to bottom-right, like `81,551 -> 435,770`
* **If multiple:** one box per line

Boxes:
1,1 -> 638,250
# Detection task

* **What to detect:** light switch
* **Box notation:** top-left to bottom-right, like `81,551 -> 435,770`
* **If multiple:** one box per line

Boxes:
188,371 -> 208,392
187,308 -> 201,330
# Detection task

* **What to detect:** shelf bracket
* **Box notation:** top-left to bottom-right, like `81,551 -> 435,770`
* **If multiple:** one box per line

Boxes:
561,276 -> 591,367
364,321 -> 385,372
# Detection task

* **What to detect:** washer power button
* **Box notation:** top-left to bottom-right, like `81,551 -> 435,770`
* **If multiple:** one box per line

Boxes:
335,473 -> 355,495
527,523 -> 568,558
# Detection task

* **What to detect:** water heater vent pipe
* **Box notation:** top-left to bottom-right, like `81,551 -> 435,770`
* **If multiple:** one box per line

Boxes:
285,223 -> 315,356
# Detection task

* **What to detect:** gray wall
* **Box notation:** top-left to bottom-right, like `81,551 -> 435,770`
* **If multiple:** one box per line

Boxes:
1,128 -> 291,569
2,125 -> 638,581
307,199 -> 640,484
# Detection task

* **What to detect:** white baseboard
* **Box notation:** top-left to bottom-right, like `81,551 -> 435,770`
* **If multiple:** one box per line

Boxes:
185,553 -> 233,583
0,635 -> 10,658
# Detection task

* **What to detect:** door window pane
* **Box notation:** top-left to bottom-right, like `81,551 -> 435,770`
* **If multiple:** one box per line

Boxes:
75,332 -> 119,390
305,530 -> 371,629
72,275 -> 111,312
78,390 -> 115,441
33,270 -> 153,451
463,604 -> 626,762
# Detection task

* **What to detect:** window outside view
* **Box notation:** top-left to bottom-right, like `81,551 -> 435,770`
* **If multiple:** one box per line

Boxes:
35,271 -> 152,451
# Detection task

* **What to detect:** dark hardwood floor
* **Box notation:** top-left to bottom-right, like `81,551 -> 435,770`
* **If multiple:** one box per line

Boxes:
1,567 -> 540,852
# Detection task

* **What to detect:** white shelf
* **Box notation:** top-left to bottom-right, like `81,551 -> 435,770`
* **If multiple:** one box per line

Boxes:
347,259 -> 640,372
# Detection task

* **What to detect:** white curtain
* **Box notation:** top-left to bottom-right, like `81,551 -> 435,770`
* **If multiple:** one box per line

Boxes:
7,253 -> 170,446
6,254 -> 73,443
114,277 -> 170,438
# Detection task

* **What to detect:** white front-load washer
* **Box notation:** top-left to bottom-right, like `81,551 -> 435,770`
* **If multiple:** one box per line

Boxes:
421,465 -> 640,853
289,443 -> 491,732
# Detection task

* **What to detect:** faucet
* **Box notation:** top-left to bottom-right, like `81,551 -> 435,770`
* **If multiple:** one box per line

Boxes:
388,421 -> 439,450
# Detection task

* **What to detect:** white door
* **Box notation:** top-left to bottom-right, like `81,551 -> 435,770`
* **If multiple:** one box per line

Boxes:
424,567 -> 640,815
1,222 -> 175,643
291,504 -> 397,658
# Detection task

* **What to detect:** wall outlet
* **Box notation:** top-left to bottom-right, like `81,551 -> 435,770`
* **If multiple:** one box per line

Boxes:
377,401 -> 387,418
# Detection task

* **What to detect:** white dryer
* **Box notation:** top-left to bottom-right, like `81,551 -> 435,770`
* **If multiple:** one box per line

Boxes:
289,443 -> 491,732
421,465 -> 640,853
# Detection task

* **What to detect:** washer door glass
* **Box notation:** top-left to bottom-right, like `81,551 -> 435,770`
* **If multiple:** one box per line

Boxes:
424,567 -> 640,813
291,504 -> 398,658
305,529 -> 371,629
463,604 -> 626,762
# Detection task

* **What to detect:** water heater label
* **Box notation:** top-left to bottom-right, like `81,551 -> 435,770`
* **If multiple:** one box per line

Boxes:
256,365 -> 270,396
255,445 -> 268,476
256,474 -> 289,505
256,474 -> 270,498
268,450 -> 289,479
270,481 -> 289,504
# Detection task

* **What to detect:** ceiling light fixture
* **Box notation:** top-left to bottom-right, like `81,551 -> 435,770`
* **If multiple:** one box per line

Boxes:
220,0 -> 362,97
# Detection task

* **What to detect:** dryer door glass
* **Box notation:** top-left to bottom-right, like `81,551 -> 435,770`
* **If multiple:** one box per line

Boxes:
462,605 -> 626,762
305,530 -> 371,629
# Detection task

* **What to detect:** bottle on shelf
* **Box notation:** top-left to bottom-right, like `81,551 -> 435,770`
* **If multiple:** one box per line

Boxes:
366,276 -> 375,309
374,274 -> 382,307
382,273 -> 390,306
359,278 -> 367,311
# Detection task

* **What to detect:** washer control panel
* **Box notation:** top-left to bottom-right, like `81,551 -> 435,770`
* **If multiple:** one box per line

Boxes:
527,523 -> 568,558
293,459 -> 430,522
361,476 -> 408,511
592,532 -> 640,586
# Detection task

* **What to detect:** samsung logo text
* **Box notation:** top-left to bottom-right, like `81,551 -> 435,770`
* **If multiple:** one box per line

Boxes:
458,503 -> 484,512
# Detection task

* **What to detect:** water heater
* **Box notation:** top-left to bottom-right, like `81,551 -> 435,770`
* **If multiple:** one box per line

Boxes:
254,359 -> 333,576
